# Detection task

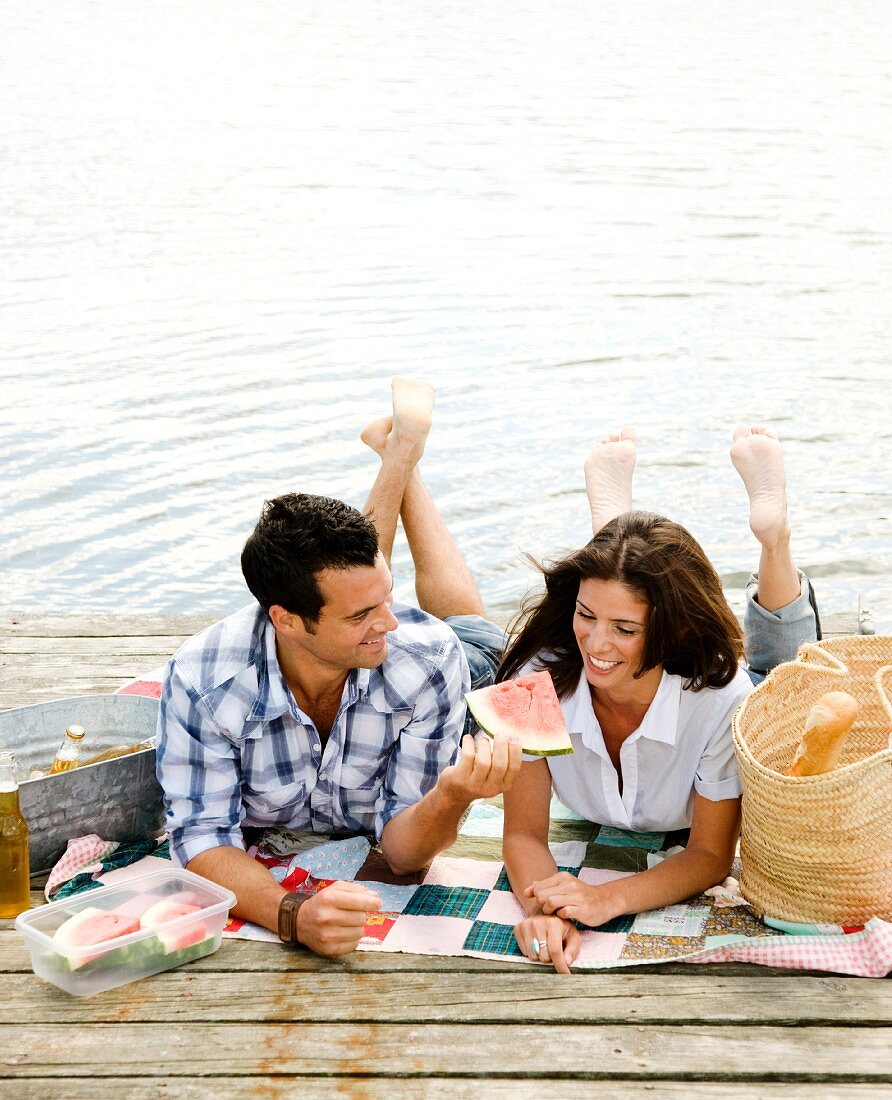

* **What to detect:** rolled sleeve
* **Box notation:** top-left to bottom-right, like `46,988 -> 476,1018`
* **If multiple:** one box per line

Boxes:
693,681 -> 751,803
156,661 -> 247,866
374,635 -> 471,838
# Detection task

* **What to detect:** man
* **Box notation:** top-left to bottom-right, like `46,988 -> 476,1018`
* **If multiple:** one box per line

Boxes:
157,379 -> 518,957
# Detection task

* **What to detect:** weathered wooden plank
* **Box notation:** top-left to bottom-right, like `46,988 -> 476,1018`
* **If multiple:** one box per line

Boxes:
1,637 -> 188,656
0,1081 -> 887,1100
2,1023 -> 890,1079
1,971 -> 889,1025
0,655 -> 171,674
0,615 -> 216,638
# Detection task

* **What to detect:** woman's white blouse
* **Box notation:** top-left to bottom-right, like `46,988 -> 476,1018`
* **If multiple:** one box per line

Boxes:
535,663 -> 754,832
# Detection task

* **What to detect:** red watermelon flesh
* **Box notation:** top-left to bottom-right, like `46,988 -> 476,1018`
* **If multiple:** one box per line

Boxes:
53,907 -> 143,967
140,899 -> 209,953
465,671 -> 573,756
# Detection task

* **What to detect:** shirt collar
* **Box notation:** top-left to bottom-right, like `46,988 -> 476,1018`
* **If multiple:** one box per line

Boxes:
568,667 -> 682,753
248,619 -> 377,723
248,615 -> 295,723
634,670 -> 682,745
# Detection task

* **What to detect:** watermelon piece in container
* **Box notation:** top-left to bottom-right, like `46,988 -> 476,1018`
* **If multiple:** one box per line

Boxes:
52,907 -> 142,969
465,671 -> 573,756
140,898 -> 210,953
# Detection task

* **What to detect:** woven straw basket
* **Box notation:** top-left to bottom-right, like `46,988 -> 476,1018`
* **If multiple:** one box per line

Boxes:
732,635 -> 892,925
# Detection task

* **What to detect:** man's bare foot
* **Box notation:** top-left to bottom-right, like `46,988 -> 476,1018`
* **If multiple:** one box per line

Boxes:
361,378 -> 434,467
730,426 -> 790,551
584,426 -> 637,534
360,416 -> 392,458
390,377 -> 434,463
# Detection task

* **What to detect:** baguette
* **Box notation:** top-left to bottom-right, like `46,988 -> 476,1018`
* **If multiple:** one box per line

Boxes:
786,691 -> 859,777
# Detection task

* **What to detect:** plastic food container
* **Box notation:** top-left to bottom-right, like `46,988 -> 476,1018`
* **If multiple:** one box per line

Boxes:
15,868 -> 237,997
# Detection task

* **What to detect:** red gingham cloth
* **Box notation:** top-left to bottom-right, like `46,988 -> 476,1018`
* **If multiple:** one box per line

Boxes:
116,666 -> 166,699
685,917 -> 892,977
44,834 -> 118,899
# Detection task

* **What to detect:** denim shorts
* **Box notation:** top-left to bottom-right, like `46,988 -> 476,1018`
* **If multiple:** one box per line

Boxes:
443,615 -> 506,734
444,614 -> 506,691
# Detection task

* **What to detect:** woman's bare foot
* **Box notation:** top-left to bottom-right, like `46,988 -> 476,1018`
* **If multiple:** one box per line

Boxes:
584,426 -> 637,534
361,378 -> 434,467
730,426 -> 790,551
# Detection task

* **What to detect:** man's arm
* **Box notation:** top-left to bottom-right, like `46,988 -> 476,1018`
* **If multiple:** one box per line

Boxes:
188,846 -> 287,932
187,846 -> 381,956
380,731 -> 521,875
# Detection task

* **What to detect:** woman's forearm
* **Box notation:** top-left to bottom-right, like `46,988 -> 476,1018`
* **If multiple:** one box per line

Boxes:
601,845 -> 732,919
502,832 -> 560,915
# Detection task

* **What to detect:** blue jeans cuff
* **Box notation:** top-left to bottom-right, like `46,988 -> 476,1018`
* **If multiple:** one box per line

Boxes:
743,571 -> 818,674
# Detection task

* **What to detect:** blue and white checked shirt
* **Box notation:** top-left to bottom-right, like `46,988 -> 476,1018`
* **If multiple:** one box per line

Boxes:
156,601 -> 470,867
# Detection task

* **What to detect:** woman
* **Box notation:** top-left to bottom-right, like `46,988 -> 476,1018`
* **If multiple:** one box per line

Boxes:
500,427 -> 818,973
500,513 -> 754,971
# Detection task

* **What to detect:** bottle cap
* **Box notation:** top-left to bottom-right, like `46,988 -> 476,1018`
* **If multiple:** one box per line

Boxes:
65,725 -> 86,741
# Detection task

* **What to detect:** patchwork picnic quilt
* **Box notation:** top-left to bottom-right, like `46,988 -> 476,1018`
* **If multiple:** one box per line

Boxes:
220,801 -> 892,974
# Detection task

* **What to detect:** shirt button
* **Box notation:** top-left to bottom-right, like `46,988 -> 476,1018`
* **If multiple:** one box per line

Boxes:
313,743 -> 322,752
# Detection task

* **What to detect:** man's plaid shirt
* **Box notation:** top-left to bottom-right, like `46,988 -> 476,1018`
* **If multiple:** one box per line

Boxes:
156,601 -> 470,866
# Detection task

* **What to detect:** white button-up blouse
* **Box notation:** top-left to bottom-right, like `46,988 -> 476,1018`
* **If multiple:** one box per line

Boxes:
532,662 -> 754,832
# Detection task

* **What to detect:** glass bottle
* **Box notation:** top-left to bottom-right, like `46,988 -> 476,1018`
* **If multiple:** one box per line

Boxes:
48,724 -> 86,774
82,738 -> 155,766
0,751 -> 30,918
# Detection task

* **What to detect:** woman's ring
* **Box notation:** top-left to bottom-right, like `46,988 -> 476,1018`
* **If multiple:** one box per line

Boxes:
530,938 -> 540,956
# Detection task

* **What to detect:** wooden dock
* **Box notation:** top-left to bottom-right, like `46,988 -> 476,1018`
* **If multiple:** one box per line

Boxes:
1,612 -> 890,1097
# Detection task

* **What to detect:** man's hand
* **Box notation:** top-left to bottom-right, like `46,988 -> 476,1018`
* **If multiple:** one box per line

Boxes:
514,913 -> 580,974
525,872 -> 620,929
436,733 -> 522,804
294,881 -> 382,957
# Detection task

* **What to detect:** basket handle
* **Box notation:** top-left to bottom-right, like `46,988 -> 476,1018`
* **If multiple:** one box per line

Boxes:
794,642 -> 848,672
875,665 -> 892,749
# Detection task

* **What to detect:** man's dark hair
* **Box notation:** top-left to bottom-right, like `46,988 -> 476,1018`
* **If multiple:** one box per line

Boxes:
241,493 -> 379,624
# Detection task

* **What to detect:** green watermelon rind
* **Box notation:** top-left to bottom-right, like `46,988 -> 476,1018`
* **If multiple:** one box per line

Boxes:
39,931 -> 217,979
464,692 -> 574,757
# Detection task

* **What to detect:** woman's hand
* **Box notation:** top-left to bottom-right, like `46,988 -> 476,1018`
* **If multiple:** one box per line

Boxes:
525,872 -> 620,928
514,913 -> 581,974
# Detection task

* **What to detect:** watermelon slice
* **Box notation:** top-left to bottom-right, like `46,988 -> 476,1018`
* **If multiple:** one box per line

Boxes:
140,899 -> 208,953
53,907 -> 143,969
465,671 -> 573,756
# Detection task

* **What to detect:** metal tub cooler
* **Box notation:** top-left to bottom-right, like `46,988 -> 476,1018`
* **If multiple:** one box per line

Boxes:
0,694 -> 164,874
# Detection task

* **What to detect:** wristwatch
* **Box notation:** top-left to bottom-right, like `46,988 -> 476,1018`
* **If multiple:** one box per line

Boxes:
278,892 -> 309,945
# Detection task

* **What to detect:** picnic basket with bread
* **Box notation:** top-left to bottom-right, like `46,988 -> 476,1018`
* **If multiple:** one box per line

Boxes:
733,635 -> 892,925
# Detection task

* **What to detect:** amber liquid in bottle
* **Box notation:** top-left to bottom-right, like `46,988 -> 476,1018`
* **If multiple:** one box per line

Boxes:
48,724 -> 86,775
0,752 -> 30,919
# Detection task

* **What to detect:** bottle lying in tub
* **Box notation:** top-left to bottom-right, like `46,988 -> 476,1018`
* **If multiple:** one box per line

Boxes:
14,868 -> 237,997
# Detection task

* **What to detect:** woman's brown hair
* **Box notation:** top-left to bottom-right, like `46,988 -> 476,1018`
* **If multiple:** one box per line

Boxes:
496,511 -> 743,698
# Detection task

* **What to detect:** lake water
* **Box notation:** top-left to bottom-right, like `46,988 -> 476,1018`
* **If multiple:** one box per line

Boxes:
2,0 -> 890,629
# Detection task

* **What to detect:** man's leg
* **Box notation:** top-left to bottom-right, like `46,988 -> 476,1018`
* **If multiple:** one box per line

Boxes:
362,379 -> 500,696
361,377 -> 435,567
584,426 -> 637,534
731,426 -> 819,674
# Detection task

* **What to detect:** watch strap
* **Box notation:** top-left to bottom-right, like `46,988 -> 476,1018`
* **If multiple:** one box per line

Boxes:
278,892 -> 309,945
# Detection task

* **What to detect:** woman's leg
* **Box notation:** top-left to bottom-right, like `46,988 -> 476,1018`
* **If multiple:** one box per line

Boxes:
731,426 -> 819,673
